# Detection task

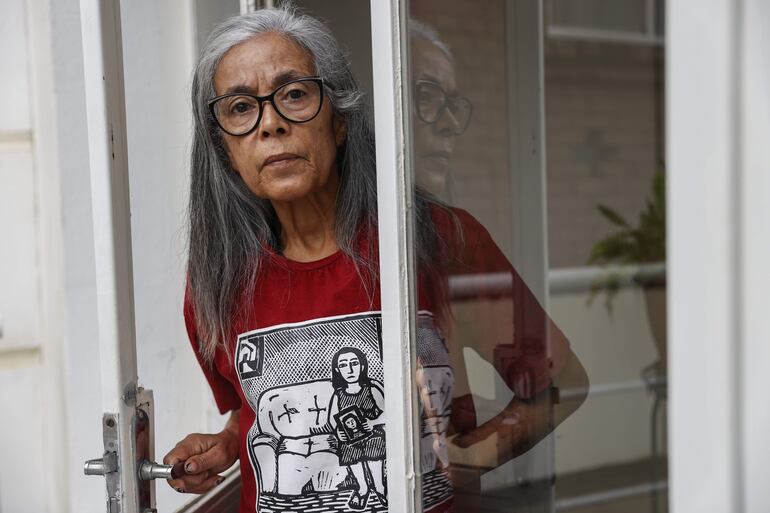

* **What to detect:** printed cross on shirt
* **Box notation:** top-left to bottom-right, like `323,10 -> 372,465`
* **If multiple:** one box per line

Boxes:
307,394 -> 327,425
303,438 -> 316,455
278,403 -> 300,424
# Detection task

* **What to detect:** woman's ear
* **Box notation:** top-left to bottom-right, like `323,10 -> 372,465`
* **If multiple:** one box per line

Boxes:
334,114 -> 347,147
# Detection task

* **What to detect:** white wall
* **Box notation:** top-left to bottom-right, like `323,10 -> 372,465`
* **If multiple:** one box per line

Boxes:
549,289 -> 661,474
0,0 -> 48,510
454,287 -> 662,476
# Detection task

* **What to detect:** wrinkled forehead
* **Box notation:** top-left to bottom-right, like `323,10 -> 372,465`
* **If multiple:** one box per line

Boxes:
213,32 -> 316,95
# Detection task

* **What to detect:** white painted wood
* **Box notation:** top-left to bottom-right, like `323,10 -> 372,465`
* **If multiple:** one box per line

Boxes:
740,1 -> 770,511
47,1 -> 106,511
0,151 -> 40,351
506,0 -> 548,304
546,26 -> 664,46
0,367 -> 46,513
371,0 -> 420,511
26,0 -> 71,509
0,0 -> 32,131
667,0 -> 741,512
78,0 -> 140,510
498,0 -> 554,495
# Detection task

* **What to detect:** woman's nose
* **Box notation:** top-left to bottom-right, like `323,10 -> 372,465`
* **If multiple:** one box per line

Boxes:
434,107 -> 461,137
258,101 -> 289,138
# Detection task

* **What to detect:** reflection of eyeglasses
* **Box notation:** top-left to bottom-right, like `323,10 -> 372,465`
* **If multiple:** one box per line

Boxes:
413,80 -> 472,135
208,77 -> 325,136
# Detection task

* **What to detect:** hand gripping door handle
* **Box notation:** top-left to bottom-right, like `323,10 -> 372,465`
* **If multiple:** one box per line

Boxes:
83,456 -> 185,480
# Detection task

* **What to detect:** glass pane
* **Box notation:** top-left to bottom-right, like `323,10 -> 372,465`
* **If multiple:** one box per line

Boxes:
405,1 -> 667,512
655,0 -> 666,36
550,0 -> 647,34
544,3 -> 667,511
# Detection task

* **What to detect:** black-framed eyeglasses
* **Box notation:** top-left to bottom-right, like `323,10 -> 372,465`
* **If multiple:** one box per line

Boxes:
413,80 -> 472,135
208,77 -> 325,136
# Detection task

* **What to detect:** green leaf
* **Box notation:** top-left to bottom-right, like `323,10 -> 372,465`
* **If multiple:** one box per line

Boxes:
597,205 -> 631,228
587,167 -> 668,311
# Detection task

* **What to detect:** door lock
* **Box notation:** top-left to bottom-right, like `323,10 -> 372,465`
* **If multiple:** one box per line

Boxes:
83,388 -> 171,512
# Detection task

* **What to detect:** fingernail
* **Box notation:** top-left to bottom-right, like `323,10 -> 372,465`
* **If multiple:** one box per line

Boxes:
177,488 -> 186,493
185,461 -> 196,473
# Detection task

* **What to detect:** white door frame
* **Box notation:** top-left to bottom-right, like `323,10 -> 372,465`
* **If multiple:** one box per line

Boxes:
79,0 -> 142,510
738,1 -> 770,511
502,0 -> 554,496
370,0 -> 422,512
668,0 -> 770,512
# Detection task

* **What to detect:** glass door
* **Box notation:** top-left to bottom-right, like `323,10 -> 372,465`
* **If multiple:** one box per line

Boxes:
407,1 -> 560,512
372,0 -> 669,512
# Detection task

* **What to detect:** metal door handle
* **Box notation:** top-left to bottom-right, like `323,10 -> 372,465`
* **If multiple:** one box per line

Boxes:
84,456 -> 184,480
138,460 -> 186,480
84,452 -> 118,476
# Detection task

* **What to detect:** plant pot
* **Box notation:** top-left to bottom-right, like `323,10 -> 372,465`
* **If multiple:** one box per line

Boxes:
643,279 -> 667,371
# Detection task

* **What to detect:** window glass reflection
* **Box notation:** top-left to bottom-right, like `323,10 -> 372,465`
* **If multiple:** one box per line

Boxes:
407,1 -> 667,512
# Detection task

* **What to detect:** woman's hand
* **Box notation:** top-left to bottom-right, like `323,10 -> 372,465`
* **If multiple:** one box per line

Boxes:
163,410 -> 240,494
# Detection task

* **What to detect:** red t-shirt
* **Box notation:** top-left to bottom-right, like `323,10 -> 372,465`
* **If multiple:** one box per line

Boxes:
184,207 -> 566,513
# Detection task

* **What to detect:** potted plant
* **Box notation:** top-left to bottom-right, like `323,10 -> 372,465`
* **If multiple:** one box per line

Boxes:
587,169 -> 667,369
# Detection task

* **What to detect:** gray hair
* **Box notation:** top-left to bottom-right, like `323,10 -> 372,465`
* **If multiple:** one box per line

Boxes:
409,19 -> 453,62
188,6 -> 458,362
188,6 -> 377,362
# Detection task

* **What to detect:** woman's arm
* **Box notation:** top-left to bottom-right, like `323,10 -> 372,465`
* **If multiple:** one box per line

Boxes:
444,346 -> 588,492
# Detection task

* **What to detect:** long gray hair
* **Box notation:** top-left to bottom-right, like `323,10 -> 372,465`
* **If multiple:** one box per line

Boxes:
188,6 -> 455,362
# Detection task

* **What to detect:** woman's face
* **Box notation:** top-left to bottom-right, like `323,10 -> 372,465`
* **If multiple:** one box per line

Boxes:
213,33 -> 346,203
336,352 -> 362,384
411,38 -> 461,196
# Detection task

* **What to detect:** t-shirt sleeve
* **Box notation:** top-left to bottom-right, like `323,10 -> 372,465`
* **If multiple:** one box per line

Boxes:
183,290 -> 241,414
453,209 -> 571,399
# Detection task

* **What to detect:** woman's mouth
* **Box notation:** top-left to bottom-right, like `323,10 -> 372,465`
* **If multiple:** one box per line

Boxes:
422,151 -> 451,165
263,153 -> 300,168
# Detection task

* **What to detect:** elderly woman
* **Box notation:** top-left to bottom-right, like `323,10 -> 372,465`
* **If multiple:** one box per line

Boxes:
165,7 -> 586,513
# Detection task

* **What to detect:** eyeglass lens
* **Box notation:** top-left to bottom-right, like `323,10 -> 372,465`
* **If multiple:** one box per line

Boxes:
213,79 -> 322,135
415,82 -> 471,134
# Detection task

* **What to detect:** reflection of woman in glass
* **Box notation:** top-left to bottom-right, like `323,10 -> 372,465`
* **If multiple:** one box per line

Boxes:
410,21 -> 472,200
328,347 -> 387,509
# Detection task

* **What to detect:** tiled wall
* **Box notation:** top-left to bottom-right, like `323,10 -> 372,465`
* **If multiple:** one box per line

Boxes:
410,0 -> 665,270
545,38 -> 664,268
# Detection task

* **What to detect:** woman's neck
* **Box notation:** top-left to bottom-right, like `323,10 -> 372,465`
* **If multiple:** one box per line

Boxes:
272,184 -> 339,262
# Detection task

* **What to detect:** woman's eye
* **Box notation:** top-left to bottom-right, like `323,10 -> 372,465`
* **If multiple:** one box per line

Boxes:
417,90 -> 441,107
230,102 -> 254,115
284,87 -> 308,101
